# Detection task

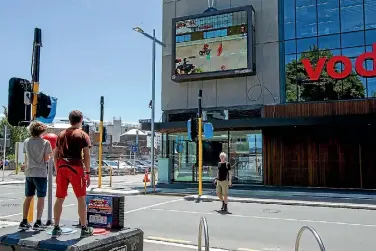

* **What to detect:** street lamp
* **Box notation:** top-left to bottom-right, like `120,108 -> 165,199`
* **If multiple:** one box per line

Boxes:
133,27 -> 166,192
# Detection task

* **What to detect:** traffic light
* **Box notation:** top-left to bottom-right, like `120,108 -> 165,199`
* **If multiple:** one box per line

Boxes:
35,92 -> 57,124
82,123 -> 90,134
187,117 -> 198,141
7,78 -> 32,126
102,127 -> 107,143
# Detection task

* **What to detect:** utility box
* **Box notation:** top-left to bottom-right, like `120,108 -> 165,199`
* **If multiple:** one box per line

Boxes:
157,158 -> 172,184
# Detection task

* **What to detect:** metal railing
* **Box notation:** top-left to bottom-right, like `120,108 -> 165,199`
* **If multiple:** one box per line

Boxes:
295,226 -> 326,251
198,216 -> 210,251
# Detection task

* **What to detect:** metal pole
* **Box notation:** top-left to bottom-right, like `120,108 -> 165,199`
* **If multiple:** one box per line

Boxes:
198,216 -> 209,251
198,90 -> 203,196
28,27 -> 42,223
295,226 -> 326,251
98,96 -> 104,188
151,29 -> 156,192
46,157 -> 53,225
2,126 -> 7,181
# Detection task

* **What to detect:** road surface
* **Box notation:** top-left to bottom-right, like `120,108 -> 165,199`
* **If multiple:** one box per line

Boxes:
0,183 -> 375,250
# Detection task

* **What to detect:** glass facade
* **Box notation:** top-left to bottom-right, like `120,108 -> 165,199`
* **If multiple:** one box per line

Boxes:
164,130 -> 263,184
283,0 -> 376,102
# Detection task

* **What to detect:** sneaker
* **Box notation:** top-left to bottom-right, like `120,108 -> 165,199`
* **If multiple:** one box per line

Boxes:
51,226 -> 62,238
19,221 -> 32,230
80,226 -> 94,238
33,222 -> 47,231
223,204 -> 228,212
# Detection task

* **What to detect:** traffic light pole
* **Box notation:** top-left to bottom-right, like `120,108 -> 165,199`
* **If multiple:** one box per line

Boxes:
98,96 -> 104,188
198,90 -> 203,196
2,126 -> 7,182
28,27 -> 42,224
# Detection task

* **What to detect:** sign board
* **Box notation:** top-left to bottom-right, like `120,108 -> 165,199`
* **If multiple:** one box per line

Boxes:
132,144 -> 138,153
139,119 -> 151,123
86,194 -> 124,229
303,43 -> 376,80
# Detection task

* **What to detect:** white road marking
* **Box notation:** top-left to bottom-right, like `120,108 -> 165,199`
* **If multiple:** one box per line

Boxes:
144,239 -> 228,251
0,204 -> 76,219
0,198 -> 22,202
149,208 -> 376,228
124,198 -> 183,214
147,236 -> 191,244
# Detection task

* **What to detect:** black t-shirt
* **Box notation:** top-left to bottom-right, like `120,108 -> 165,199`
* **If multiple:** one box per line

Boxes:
217,162 -> 231,181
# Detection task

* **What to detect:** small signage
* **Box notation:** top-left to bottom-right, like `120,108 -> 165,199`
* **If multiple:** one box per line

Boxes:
139,119 -> 151,123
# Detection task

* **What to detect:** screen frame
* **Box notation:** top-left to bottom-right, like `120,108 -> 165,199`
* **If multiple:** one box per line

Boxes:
171,5 -> 256,83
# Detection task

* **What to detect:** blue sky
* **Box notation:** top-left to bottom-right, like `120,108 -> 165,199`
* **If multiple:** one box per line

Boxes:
0,1 -> 162,123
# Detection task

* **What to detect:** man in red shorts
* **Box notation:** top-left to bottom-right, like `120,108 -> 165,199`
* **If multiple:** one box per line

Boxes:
51,110 -> 93,238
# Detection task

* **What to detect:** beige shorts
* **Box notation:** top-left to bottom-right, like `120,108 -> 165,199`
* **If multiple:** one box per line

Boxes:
216,180 -> 229,195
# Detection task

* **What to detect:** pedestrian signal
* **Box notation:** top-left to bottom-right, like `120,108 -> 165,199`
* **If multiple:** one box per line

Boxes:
7,78 -> 32,126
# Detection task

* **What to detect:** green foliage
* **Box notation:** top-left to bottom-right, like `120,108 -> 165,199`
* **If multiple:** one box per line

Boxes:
285,46 -> 366,102
0,106 -> 30,155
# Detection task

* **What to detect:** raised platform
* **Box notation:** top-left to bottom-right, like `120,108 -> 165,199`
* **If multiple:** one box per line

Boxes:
0,222 -> 143,251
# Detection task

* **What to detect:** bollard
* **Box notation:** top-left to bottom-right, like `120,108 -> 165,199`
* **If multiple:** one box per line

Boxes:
46,158 -> 53,225
198,216 -> 209,251
110,167 -> 112,187
144,176 -> 146,194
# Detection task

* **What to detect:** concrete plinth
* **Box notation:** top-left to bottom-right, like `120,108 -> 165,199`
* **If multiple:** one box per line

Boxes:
0,223 -> 143,251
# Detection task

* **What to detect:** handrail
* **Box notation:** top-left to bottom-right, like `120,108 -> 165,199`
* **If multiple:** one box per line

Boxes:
295,226 -> 326,251
198,216 -> 210,251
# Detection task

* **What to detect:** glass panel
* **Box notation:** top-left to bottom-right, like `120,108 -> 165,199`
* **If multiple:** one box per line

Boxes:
368,78 -> 376,97
366,29 -> 376,45
285,54 -> 298,102
341,31 -> 365,48
342,74 -> 367,99
342,46 -> 365,58
318,0 -> 340,35
285,40 -> 297,54
229,131 -> 263,184
296,0 -> 317,38
284,0 -> 296,39
340,0 -> 364,32
318,34 -> 341,49
297,37 -> 318,52
365,0 -> 376,29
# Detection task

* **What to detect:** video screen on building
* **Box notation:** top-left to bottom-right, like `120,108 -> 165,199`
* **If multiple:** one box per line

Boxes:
171,6 -> 255,82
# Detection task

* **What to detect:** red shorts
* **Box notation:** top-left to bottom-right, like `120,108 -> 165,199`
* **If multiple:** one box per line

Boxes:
56,159 -> 86,198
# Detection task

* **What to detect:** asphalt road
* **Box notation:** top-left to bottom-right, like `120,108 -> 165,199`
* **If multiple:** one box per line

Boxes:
0,183 -> 375,251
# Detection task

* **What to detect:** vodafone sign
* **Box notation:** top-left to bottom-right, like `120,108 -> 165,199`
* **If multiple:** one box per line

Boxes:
302,43 -> 376,81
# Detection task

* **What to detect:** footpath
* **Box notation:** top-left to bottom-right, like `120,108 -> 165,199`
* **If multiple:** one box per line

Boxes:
3,170 -> 376,210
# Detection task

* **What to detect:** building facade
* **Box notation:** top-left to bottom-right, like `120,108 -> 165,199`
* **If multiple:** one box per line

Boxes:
141,0 -> 376,189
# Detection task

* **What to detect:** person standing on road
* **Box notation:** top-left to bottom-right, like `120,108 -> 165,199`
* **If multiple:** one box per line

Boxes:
216,152 -> 232,212
19,121 -> 52,230
51,110 -> 93,238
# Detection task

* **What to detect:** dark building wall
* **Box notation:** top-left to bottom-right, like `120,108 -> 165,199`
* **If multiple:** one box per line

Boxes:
263,125 -> 376,189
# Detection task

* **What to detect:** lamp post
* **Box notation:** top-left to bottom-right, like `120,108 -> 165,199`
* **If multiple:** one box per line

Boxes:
133,27 -> 166,192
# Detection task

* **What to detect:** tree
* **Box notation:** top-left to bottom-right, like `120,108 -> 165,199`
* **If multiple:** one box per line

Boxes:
0,106 -> 29,155
285,47 -> 366,102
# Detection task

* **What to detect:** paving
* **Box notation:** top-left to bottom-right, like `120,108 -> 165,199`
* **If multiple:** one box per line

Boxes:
0,183 -> 376,250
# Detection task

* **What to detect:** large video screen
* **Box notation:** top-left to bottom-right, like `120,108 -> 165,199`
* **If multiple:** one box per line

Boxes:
171,6 -> 255,82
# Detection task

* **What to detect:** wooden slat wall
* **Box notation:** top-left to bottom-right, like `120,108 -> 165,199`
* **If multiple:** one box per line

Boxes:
263,99 -> 376,118
263,126 -> 376,188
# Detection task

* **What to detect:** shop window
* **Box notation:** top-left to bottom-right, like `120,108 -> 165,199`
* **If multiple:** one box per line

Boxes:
296,1 -> 317,38
318,34 -> 340,50
318,0 -> 340,35
366,29 -> 376,45
285,40 -> 297,54
284,0 -> 296,40
365,0 -> 376,29
340,0 -> 364,32
341,31 -> 365,48
297,37 -> 318,53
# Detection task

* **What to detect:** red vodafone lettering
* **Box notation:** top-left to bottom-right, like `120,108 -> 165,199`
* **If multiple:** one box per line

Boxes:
327,56 -> 352,80
355,43 -> 376,77
302,43 -> 376,80
302,58 -> 326,81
